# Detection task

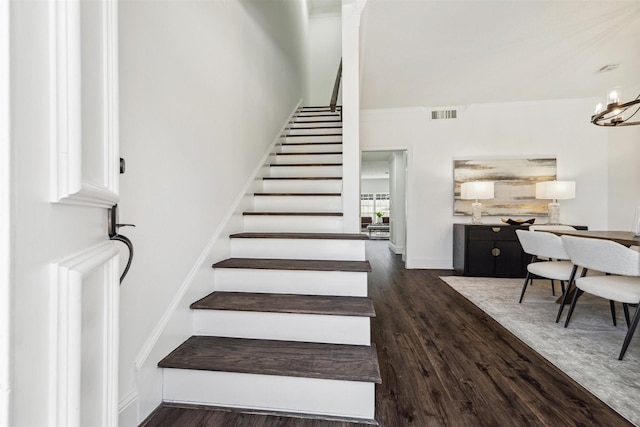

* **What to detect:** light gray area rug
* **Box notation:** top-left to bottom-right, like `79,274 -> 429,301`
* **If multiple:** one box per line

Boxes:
441,276 -> 640,426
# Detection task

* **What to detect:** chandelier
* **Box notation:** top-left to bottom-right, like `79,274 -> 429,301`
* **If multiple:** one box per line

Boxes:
591,87 -> 640,127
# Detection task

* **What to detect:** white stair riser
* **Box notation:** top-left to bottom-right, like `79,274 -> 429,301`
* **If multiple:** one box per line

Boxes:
296,112 -> 340,117
286,128 -> 342,136
271,154 -> 343,164
163,370 -> 375,420
194,311 -> 371,345
293,116 -> 340,123
285,135 -> 342,144
277,143 -> 343,154
261,179 -> 342,193
231,238 -> 365,261
214,269 -> 368,297
269,165 -> 342,178
244,215 -> 343,233
289,121 -> 341,128
253,195 -> 341,212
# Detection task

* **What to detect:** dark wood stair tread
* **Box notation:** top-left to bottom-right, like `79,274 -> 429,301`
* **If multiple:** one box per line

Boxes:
191,292 -> 375,317
253,192 -> 341,196
212,258 -> 372,272
290,120 -> 342,124
285,133 -> 342,137
275,152 -> 343,155
301,105 -> 340,109
262,177 -> 342,180
243,211 -> 343,216
279,141 -> 343,146
158,336 -> 381,383
269,163 -> 342,167
294,111 -> 340,119
286,125 -> 342,129
230,232 -> 367,240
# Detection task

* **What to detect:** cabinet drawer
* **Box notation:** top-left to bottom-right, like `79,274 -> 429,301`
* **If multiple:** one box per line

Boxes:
467,225 -> 519,241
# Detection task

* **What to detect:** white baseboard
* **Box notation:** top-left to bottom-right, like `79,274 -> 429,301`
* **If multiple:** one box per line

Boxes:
388,241 -> 404,254
406,257 -> 452,270
118,389 -> 139,427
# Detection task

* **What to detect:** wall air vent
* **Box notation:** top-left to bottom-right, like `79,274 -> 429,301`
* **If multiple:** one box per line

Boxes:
431,109 -> 457,120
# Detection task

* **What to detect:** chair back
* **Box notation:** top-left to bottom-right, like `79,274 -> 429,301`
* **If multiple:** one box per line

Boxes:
529,225 -> 576,231
561,235 -> 640,277
516,230 -> 570,260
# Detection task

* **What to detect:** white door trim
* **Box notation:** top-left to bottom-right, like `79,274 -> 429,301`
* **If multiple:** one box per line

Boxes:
49,0 -> 119,208
50,242 -> 120,427
0,0 -> 10,424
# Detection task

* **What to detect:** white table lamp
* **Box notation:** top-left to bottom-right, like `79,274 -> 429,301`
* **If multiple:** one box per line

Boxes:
536,181 -> 575,225
461,181 -> 494,224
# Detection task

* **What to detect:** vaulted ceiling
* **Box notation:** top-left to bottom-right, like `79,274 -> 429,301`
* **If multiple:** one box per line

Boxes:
360,0 -> 640,109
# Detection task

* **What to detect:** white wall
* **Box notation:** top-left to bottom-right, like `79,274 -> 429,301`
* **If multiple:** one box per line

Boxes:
0,0 -> 9,423
361,98 -> 612,269
607,84 -> 640,230
341,1 -> 366,233
118,0 -> 308,422
308,12 -> 341,105
389,151 -> 407,255
361,178 -> 388,193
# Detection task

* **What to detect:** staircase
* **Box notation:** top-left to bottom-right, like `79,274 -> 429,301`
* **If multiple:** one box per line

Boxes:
156,106 -> 381,423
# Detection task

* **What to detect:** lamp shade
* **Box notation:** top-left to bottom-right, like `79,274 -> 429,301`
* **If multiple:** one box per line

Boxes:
461,181 -> 494,200
535,181 -> 576,200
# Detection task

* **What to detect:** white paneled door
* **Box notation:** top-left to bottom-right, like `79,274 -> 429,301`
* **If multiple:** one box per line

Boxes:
49,1 -> 120,426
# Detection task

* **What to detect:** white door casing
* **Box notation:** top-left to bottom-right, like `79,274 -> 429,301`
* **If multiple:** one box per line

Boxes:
49,1 -> 120,426
0,0 -> 10,424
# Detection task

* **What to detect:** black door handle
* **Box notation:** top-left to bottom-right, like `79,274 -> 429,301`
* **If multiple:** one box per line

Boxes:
108,204 -> 135,284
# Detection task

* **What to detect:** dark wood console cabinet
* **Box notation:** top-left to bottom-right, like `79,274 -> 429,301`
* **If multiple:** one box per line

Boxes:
453,224 -> 529,278
453,223 -> 587,278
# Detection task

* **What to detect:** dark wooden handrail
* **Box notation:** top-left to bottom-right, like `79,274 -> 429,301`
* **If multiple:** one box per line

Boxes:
330,59 -> 342,113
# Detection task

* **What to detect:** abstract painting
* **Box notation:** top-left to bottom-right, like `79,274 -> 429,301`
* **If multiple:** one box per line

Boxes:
454,158 -> 557,215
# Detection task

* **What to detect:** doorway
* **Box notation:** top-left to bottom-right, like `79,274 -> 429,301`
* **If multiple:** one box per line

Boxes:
360,150 -> 407,262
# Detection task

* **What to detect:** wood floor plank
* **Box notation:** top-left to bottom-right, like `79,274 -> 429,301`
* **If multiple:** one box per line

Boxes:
211,258 -> 372,272
139,404 -> 369,427
190,292 -> 375,317
365,241 -> 632,427
158,336 -> 381,383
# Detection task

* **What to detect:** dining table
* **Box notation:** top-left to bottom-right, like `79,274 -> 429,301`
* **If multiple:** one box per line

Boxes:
546,229 -> 640,247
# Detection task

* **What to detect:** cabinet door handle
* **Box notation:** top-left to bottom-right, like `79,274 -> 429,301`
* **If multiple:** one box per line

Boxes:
491,247 -> 501,257
492,227 -> 501,233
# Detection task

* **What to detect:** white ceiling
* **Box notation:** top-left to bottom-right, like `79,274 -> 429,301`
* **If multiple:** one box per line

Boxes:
361,151 -> 392,179
308,0 -> 341,15
360,0 -> 640,109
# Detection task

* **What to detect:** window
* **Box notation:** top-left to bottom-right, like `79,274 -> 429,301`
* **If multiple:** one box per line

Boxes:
361,193 -> 375,220
361,193 -> 390,220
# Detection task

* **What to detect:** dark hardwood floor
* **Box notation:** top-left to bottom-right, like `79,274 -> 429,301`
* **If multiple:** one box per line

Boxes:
141,241 -> 632,427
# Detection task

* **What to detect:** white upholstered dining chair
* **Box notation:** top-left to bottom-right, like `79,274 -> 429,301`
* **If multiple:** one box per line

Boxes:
561,235 -> 640,360
515,229 -> 577,308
